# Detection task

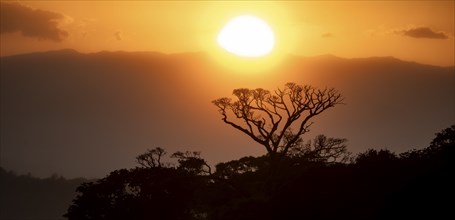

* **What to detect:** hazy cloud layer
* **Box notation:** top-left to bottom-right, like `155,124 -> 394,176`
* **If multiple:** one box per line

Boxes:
0,2 -> 69,41
395,26 -> 449,39
321,32 -> 333,38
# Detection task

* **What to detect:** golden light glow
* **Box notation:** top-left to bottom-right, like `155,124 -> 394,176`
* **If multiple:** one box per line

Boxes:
204,10 -> 294,74
217,15 -> 275,57
2,1 -> 453,66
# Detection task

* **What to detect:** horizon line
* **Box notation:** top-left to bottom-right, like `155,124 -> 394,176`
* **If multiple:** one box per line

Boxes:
1,48 -> 454,68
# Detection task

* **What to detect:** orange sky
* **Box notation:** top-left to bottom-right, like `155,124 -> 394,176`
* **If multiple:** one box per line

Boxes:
1,1 -> 454,66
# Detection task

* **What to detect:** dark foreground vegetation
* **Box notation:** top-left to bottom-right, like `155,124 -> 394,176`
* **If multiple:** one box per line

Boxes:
65,125 -> 454,220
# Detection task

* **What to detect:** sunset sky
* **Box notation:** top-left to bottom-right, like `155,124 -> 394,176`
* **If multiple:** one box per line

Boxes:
1,1 -> 454,66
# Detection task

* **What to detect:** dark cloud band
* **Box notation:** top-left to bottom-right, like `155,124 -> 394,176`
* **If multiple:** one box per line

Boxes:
395,27 -> 448,39
0,2 -> 69,41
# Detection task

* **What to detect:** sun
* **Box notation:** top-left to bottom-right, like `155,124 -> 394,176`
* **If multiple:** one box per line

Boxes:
217,15 -> 275,57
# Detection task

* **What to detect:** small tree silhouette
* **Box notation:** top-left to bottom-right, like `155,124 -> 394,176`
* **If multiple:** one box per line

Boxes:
171,151 -> 212,175
136,147 -> 167,168
212,82 -> 343,165
289,134 -> 350,163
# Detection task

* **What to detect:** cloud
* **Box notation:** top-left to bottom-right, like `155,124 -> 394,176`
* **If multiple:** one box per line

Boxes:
321,32 -> 333,38
394,26 -> 449,39
114,31 -> 122,41
0,1 -> 69,41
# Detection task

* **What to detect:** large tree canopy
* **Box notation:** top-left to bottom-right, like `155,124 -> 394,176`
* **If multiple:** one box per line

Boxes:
213,82 -> 343,161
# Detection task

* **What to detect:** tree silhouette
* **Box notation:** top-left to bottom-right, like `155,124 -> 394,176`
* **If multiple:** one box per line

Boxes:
429,125 -> 454,148
215,156 -> 269,179
289,134 -> 350,164
65,147 -> 215,220
136,147 -> 167,168
213,82 -> 343,164
64,126 -> 454,220
171,151 -> 212,175
64,168 -> 206,220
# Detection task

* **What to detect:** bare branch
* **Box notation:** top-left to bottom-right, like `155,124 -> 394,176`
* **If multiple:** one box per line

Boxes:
136,147 -> 167,168
212,82 -> 344,164
290,135 -> 350,163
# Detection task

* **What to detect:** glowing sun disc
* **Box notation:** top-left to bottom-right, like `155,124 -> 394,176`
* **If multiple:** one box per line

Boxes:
217,15 -> 275,57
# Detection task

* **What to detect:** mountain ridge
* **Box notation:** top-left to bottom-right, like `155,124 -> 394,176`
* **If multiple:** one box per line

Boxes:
2,48 -> 453,69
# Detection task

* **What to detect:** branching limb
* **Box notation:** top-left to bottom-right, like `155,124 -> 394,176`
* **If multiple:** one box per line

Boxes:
212,82 -> 344,164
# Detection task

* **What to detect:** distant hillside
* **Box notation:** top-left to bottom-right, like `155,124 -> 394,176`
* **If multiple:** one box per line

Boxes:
0,167 -> 88,220
1,49 -> 454,178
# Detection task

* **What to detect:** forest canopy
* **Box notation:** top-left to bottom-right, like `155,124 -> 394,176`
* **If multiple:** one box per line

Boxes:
65,125 -> 454,220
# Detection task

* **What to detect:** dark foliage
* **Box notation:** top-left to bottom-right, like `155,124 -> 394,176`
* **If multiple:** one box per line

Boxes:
66,126 -> 454,220
65,167 -> 208,220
